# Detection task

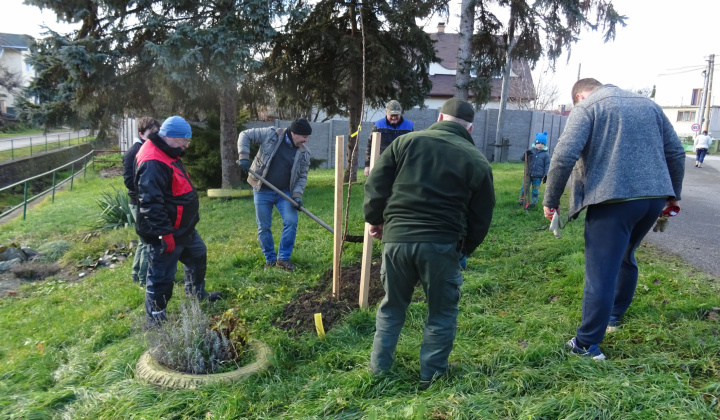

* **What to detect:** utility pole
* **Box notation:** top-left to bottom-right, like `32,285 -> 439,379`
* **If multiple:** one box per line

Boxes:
577,63 -> 581,81
702,54 -> 715,133
697,56 -> 711,133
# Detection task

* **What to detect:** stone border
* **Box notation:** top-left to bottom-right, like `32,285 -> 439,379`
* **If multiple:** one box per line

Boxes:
135,340 -> 271,389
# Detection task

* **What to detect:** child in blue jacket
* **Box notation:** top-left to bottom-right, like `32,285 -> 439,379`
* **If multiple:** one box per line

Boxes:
519,131 -> 551,208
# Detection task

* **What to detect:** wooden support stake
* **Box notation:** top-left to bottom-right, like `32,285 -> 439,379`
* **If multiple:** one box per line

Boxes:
359,132 -> 382,308
333,136 -> 345,298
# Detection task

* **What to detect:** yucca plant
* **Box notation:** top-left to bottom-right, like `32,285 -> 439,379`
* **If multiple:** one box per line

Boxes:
96,184 -> 134,229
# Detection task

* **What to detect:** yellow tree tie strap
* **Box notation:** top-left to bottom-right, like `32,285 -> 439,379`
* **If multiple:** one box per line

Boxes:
350,125 -> 362,138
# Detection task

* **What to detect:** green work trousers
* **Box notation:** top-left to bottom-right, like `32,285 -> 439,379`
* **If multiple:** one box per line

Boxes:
370,241 -> 463,381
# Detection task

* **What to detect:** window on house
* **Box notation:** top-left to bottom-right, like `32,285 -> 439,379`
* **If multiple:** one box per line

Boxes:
691,88 -> 702,106
676,111 -> 696,122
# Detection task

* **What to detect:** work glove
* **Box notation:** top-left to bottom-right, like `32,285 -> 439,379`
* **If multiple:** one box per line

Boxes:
652,216 -> 669,232
547,208 -> 564,239
161,234 -> 175,254
542,175 -> 547,184
294,197 -> 303,208
238,159 -> 251,171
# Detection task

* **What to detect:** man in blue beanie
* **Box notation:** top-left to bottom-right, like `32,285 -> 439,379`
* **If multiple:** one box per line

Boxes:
238,118 -> 312,271
135,116 -> 220,327
518,131 -> 551,208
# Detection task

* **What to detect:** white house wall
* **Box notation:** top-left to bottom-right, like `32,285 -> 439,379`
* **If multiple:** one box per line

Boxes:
0,48 -> 33,109
660,106 -> 720,138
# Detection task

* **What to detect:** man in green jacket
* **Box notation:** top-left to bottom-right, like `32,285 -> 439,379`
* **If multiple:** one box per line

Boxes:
364,98 -> 495,387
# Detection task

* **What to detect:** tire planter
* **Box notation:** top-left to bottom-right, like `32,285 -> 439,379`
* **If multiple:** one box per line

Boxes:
135,340 -> 271,390
206,189 -> 253,199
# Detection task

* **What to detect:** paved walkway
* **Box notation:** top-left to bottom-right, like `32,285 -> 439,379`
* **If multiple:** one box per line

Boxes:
0,130 -> 89,152
643,155 -> 720,278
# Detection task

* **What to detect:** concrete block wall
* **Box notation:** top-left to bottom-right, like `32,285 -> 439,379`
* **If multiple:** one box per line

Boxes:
118,109 -> 568,169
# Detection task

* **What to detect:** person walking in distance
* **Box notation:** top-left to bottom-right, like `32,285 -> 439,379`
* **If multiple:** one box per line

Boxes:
694,130 -> 713,168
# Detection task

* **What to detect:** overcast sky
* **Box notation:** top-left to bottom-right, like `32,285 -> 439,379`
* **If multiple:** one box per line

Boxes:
425,0 -> 720,107
3,0 -> 719,107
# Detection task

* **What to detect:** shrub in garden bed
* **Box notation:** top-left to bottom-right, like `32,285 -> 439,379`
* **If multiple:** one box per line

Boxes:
143,297 -> 250,375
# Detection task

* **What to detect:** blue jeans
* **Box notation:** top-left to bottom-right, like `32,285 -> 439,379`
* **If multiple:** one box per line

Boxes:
145,230 -> 208,324
696,148 -> 708,163
577,198 -> 666,345
371,242 -> 463,381
253,189 -> 299,262
519,177 -> 542,206
129,204 -> 148,285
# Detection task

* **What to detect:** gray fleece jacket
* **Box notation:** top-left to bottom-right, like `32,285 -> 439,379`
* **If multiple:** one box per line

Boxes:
543,85 -> 685,219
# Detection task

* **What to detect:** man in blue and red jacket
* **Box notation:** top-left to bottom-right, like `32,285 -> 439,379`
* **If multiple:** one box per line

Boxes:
135,116 -> 220,327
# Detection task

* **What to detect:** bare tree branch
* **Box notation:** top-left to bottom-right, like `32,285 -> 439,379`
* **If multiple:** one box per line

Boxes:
0,65 -> 23,96
531,70 -> 560,111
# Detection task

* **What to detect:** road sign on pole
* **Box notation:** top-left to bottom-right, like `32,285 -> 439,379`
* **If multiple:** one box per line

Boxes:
691,123 -> 701,132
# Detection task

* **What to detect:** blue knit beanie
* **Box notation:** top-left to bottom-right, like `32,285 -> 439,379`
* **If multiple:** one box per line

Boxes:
535,131 -> 547,145
159,116 -> 192,139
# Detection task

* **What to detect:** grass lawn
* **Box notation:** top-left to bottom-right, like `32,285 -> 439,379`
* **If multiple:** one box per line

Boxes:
0,164 -> 718,419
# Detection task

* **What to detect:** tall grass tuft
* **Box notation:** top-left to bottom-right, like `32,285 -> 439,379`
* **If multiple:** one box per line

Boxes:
144,297 -> 247,374
95,185 -> 134,229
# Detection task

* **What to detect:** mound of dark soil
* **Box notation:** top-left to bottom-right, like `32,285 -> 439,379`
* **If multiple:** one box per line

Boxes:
274,261 -> 385,334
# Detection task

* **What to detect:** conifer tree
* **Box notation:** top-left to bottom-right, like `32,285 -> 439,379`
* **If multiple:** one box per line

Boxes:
20,0 -> 286,187
266,0 -> 449,182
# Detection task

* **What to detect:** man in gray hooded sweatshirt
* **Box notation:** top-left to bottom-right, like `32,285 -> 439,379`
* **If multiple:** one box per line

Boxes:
543,78 -> 685,360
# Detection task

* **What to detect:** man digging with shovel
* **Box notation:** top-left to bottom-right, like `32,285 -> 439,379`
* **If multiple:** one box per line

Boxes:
238,118 -> 312,271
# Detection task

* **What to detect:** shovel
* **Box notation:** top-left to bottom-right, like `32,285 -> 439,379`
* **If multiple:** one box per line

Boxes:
246,167 -> 335,233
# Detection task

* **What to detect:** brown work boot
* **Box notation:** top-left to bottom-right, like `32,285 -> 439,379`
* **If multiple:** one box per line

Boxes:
276,260 -> 296,272
264,261 -> 275,270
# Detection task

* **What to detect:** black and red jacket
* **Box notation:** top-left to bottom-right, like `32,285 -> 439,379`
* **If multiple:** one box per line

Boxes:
134,132 -> 199,244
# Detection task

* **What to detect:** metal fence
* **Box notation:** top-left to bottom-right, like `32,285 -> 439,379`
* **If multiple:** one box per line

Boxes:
0,130 -> 92,162
0,150 -> 96,221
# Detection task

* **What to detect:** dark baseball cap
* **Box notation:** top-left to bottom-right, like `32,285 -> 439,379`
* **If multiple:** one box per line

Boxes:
440,98 -> 475,123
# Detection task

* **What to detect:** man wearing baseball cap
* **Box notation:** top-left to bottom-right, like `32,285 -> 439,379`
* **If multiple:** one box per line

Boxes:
364,98 -> 495,387
364,100 -> 414,177
238,118 -> 312,271
135,116 -> 221,328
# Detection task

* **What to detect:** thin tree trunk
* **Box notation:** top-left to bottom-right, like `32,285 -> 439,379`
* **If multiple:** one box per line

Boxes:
494,7 -> 517,163
344,0 -> 361,183
220,83 -> 240,188
455,0 -> 476,100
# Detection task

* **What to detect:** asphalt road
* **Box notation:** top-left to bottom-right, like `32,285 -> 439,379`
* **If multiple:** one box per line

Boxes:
643,154 -> 720,278
0,130 -> 89,152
